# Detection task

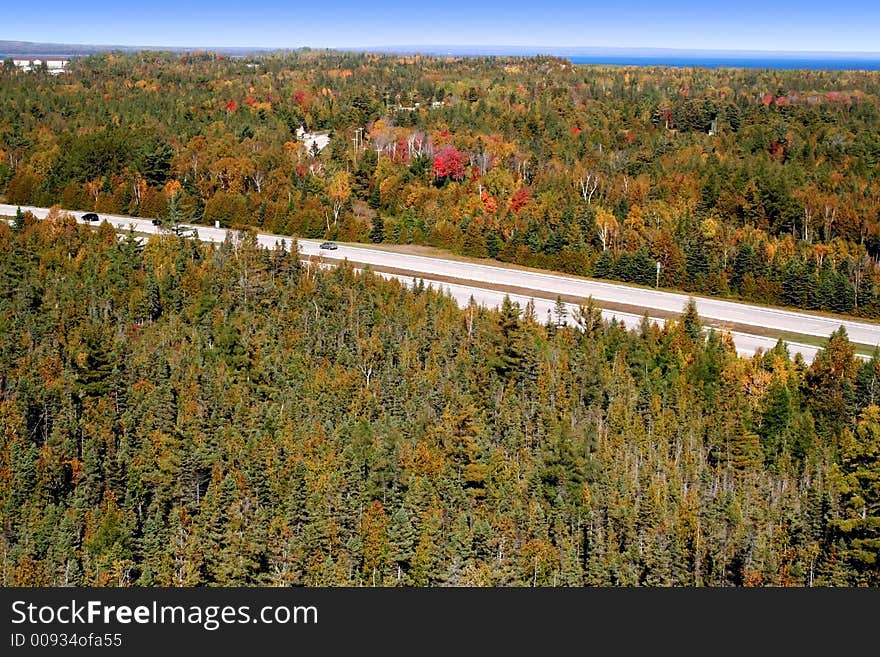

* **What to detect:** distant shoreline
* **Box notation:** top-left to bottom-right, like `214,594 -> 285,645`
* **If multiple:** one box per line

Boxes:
567,55 -> 880,70
3,40 -> 880,71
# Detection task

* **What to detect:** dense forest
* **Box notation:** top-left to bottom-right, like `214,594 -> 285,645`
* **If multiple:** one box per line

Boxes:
2,51 -> 880,315
1,213 -> 878,586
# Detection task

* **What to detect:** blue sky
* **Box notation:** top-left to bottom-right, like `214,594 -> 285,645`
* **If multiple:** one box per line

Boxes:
3,0 -> 879,52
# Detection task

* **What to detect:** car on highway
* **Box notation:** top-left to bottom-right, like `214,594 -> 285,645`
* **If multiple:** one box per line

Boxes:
319,241 -> 338,250
82,212 -> 100,222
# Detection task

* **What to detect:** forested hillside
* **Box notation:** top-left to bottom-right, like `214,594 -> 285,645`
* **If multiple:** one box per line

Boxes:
2,51 -> 880,314
1,213 -> 878,586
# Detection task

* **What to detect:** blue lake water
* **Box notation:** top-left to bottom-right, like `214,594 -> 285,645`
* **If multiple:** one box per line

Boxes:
568,55 -> 880,70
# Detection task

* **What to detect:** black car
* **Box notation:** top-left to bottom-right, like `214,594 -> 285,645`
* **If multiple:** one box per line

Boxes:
151,218 -> 162,226
82,212 -> 100,222
319,241 -> 338,250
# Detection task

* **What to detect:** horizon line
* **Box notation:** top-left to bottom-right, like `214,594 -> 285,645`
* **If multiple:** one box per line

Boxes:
3,39 -> 880,58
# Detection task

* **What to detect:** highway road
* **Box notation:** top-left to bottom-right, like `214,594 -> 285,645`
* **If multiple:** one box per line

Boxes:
4,203 -> 873,363
376,272 -> 825,363
298,243 -> 880,348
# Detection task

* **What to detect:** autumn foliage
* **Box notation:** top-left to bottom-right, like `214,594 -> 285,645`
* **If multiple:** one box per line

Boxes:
4,50 -> 880,317
432,145 -> 466,181
508,187 -> 531,214
0,220 -> 877,586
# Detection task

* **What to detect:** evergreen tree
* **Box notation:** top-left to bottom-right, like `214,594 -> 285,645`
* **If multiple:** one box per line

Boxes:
410,508 -> 443,586
831,406 -> 880,584
485,231 -> 503,258
389,506 -> 416,584
369,214 -> 384,243
854,352 -> 880,410
12,206 -> 25,232
681,297 -> 703,343
593,250 -> 614,279
490,296 -> 524,378
553,296 -> 568,327
145,274 -> 161,321
760,381 -> 793,462
361,500 -> 390,585
806,327 -> 858,435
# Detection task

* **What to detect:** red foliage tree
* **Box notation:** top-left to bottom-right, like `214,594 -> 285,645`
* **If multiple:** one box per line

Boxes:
393,138 -> 409,164
433,146 -> 466,181
226,99 -> 238,112
508,187 -> 532,214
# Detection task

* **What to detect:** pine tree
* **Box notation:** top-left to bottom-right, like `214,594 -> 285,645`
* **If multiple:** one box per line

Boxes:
8,434 -> 37,514
446,511 -> 474,582
691,329 -> 725,406
369,214 -> 384,243
135,505 -> 172,585
485,231 -> 503,258
410,508 -> 443,586
831,405 -> 880,585
855,351 -> 880,410
760,380 -> 794,462
145,274 -> 161,321
72,324 -> 116,402
12,206 -> 25,232
593,250 -> 614,278
388,506 -> 416,584
806,326 -> 858,435
681,297 -> 703,343
361,500 -> 390,585
553,296 -> 568,327
491,296 -> 524,378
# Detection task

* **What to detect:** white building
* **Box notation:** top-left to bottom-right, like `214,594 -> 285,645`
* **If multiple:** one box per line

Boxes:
296,126 -> 330,154
10,58 -> 68,74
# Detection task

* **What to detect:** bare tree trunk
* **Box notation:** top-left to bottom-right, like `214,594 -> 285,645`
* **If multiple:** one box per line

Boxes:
578,174 -> 600,204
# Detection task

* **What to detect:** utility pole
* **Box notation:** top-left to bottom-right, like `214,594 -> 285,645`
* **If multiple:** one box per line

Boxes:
353,127 -> 364,166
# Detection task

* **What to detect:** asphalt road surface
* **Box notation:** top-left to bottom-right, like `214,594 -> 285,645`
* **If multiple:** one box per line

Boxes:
375,272 -> 825,363
5,203 -> 873,363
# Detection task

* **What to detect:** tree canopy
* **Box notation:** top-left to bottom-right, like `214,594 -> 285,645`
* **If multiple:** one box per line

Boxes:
3,51 -> 880,315
0,213 -> 878,586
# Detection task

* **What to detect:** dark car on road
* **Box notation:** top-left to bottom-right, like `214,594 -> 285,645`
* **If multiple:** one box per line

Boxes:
82,212 -> 100,222
319,241 -> 338,250
151,218 -> 162,226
